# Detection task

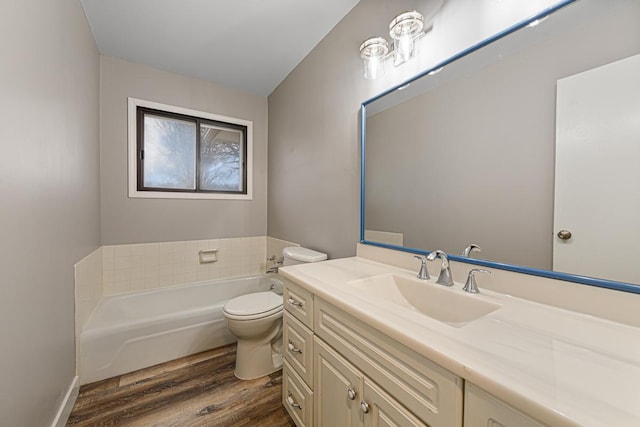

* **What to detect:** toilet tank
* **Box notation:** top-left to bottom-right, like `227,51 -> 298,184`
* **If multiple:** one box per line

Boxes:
282,246 -> 327,266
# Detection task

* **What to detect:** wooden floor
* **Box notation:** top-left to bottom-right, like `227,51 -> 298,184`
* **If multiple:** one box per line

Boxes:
67,345 -> 295,427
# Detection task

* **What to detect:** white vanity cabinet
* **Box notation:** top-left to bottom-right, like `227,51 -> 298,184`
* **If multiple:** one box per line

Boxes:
314,298 -> 463,427
282,278 -> 464,427
278,254 -> 640,426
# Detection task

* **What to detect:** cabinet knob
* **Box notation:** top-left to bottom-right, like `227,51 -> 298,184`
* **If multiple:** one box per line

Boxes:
287,393 -> 302,410
287,340 -> 302,354
287,297 -> 303,307
360,401 -> 370,414
557,229 -> 572,240
347,387 -> 357,400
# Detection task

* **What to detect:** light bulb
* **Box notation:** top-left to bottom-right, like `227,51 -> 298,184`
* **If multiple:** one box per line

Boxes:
394,34 -> 415,66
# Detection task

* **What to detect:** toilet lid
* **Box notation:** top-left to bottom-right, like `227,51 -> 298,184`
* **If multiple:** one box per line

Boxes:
223,291 -> 283,317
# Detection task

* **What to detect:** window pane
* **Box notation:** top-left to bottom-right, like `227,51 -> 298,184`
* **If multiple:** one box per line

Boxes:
143,114 -> 196,190
200,124 -> 243,192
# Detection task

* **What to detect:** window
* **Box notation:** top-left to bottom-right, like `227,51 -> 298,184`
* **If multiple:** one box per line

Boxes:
128,98 -> 253,200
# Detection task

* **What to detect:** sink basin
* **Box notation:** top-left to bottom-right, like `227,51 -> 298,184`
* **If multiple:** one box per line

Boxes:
347,274 -> 500,327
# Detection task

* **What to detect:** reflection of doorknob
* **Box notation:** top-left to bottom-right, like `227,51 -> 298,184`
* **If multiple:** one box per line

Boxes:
557,230 -> 572,240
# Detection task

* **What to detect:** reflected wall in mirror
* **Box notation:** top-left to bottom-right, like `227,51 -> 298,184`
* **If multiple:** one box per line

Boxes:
362,0 -> 640,290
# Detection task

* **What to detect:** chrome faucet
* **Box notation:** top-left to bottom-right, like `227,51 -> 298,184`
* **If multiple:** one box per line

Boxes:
266,255 -> 284,274
462,244 -> 482,257
414,255 -> 429,280
463,269 -> 490,293
426,250 -> 454,286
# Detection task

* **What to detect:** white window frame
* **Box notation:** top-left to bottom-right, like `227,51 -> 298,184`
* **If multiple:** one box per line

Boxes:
127,97 -> 253,200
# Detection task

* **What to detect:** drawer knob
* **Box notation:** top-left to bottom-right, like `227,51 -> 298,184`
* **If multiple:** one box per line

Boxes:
287,297 -> 303,307
287,340 -> 302,354
287,393 -> 302,410
347,387 -> 357,400
360,401 -> 370,414
557,229 -> 572,240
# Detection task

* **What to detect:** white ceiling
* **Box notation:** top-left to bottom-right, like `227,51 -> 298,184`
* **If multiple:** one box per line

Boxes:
81,0 -> 360,96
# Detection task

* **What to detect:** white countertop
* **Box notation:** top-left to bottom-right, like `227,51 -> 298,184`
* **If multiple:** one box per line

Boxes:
279,257 -> 640,427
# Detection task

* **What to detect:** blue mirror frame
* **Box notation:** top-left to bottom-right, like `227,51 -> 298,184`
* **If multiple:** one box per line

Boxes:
360,0 -> 640,295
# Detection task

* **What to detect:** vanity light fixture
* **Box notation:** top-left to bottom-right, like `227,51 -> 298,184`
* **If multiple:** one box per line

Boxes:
359,10 -> 426,79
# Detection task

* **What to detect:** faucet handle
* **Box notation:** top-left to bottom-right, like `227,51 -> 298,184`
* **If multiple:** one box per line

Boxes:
414,255 -> 429,280
426,250 -> 453,286
462,244 -> 482,257
463,269 -> 490,293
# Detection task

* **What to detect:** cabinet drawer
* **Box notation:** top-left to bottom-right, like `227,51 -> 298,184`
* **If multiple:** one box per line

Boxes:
284,311 -> 314,388
283,360 -> 314,427
315,298 -> 463,427
284,279 -> 314,329
464,384 -> 545,427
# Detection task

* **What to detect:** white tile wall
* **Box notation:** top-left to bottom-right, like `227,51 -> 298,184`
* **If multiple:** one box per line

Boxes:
74,247 -> 103,375
74,247 -> 103,332
102,236 -> 268,295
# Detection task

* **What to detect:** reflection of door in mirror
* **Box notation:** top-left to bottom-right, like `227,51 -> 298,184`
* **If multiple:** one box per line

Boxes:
554,53 -> 640,284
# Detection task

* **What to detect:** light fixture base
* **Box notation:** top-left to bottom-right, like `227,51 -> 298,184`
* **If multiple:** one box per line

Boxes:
389,11 -> 425,41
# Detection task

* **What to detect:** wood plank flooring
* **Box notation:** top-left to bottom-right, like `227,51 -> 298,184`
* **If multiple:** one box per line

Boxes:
67,345 -> 295,427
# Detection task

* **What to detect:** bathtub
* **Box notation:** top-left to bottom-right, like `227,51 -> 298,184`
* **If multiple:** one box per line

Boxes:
79,274 -> 284,384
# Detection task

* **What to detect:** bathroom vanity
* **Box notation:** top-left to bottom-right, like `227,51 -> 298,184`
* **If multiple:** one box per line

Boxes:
277,1 -> 640,425
282,277 -> 463,427
279,248 -> 640,427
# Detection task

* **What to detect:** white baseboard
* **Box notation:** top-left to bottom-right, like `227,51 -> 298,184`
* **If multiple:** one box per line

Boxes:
51,376 -> 79,427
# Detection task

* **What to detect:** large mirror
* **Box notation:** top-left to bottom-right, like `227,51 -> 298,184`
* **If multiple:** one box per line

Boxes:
361,0 -> 640,293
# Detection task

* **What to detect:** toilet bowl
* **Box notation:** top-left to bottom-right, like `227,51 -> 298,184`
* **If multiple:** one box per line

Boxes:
223,291 -> 283,380
223,246 -> 327,380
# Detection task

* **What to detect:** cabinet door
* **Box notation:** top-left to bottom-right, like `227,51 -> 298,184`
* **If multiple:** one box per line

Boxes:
464,384 -> 544,427
315,337 -> 364,427
362,378 -> 428,427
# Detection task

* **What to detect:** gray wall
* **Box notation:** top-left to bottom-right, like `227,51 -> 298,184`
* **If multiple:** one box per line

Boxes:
365,2 -> 640,270
0,0 -> 100,425
266,0 -> 564,259
267,0 -> 427,259
100,56 -> 268,245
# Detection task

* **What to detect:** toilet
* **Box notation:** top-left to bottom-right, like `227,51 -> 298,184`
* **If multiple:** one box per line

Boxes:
223,246 -> 327,380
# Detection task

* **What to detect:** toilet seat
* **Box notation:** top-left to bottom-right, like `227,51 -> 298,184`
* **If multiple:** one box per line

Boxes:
223,292 -> 283,321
